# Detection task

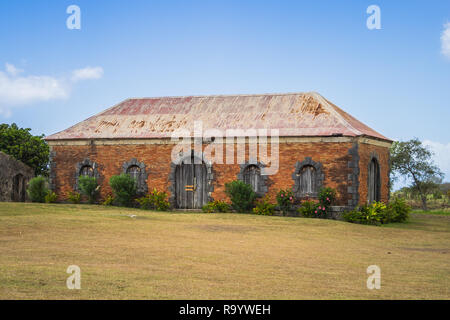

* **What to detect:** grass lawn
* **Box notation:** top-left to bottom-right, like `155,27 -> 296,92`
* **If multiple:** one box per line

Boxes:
411,208 -> 450,216
0,203 -> 449,300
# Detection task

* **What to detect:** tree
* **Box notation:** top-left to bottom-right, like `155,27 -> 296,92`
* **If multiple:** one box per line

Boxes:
0,123 -> 49,176
390,138 -> 444,210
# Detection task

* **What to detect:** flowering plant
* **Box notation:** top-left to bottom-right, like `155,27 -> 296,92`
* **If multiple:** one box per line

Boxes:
318,187 -> 336,208
276,189 -> 295,215
316,187 -> 337,218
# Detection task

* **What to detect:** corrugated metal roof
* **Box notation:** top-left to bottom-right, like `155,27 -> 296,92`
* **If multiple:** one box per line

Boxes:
44,92 -> 391,141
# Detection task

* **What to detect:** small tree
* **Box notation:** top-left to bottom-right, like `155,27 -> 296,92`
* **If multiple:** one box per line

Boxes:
27,176 -> 49,203
0,123 -> 49,176
390,138 -> 444,211
109,174 -> 137,207
225,180 -> 256,212
78,176 -> 99,204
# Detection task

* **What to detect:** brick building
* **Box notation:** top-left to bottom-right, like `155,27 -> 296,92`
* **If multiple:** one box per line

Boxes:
45,92 -> 392,209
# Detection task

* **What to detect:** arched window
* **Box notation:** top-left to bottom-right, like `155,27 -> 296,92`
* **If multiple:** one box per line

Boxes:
368,158 -> 381,203
296,165 -> 317,196
79,165 -> 94,177
122,159 -> 148,194
292,157 -> 324,198
237,161 -> 269,197
126,165 -> 141,181
243,165 -> 261,193
75,159 -> 100,191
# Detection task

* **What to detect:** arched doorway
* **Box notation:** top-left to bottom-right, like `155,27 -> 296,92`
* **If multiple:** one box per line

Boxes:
368,158 -> 381,203
12,174 -> 26,202
174,153 -> 208,209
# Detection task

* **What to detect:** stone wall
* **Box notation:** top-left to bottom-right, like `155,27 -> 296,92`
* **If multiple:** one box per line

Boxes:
48,137 -> 391,207
0,151 -> 34,202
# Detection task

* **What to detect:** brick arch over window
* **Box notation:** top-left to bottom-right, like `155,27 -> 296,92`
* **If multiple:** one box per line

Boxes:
292,157 -> 324,198
367,151 -> 381,203
74,159 -> 100,191
168,150 -> 214,207
237,160 -> 269,197
122,158 -> 148,195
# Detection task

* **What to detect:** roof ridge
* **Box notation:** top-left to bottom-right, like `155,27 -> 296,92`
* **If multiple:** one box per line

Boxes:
125,91 -> 310,100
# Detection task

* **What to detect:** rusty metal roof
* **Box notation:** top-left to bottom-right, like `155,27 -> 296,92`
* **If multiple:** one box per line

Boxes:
44,92 -> 391,141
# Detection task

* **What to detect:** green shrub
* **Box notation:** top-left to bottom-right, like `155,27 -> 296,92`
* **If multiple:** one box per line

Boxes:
276,189 -> 295,215
252,196 -> 276,215
78,175 -> 99,204
202,200 -> 231,213
102,194 -> 114,206
298,200 -> 321,218
26,176 -> 49,203
387,197 -> 411,223
342,201 -> 389,225
44,191 -> 58,203
67,191 -> 81,204
135,188 -> 170,211
109,174 -> 137,207
224,180 -> 256,213
342,209 -> 365,224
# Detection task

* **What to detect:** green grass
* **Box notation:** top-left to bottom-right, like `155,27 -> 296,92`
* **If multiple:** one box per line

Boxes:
412,208 -> 450,216
0,202 -> 449,300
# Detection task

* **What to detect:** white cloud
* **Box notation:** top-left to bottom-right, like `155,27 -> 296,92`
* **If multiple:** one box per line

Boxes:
0,63 -> 103,117
441,22 -> 450,59
423,140 -> 450,181
71,66 -> 104,82
5,63 -> 23,76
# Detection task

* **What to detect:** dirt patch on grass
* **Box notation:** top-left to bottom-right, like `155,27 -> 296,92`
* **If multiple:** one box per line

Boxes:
191,224 -> 258,233
399,247 -> 450,254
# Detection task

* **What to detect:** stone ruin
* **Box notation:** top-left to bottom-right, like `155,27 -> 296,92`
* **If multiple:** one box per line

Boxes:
0,151 -> 34,202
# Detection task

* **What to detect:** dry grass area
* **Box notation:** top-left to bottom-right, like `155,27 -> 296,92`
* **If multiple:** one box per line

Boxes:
0,202 -> 449,300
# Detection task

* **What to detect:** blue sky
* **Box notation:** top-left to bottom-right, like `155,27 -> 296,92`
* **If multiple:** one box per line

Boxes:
0,0 -> 449,185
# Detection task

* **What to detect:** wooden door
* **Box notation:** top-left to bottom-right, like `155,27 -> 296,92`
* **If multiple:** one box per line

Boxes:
175,159 -> 207,209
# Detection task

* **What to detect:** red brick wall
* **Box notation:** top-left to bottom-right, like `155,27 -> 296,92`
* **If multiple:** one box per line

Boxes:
49,140 -> 389,206
358,143 -> 390,205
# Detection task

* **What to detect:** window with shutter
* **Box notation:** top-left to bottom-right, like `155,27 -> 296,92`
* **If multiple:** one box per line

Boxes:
297,165 -> 317,196
126,165 -> 141,181
243,165 -> 261,193
122,159 -> 148,195
292,157 -> 323,199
